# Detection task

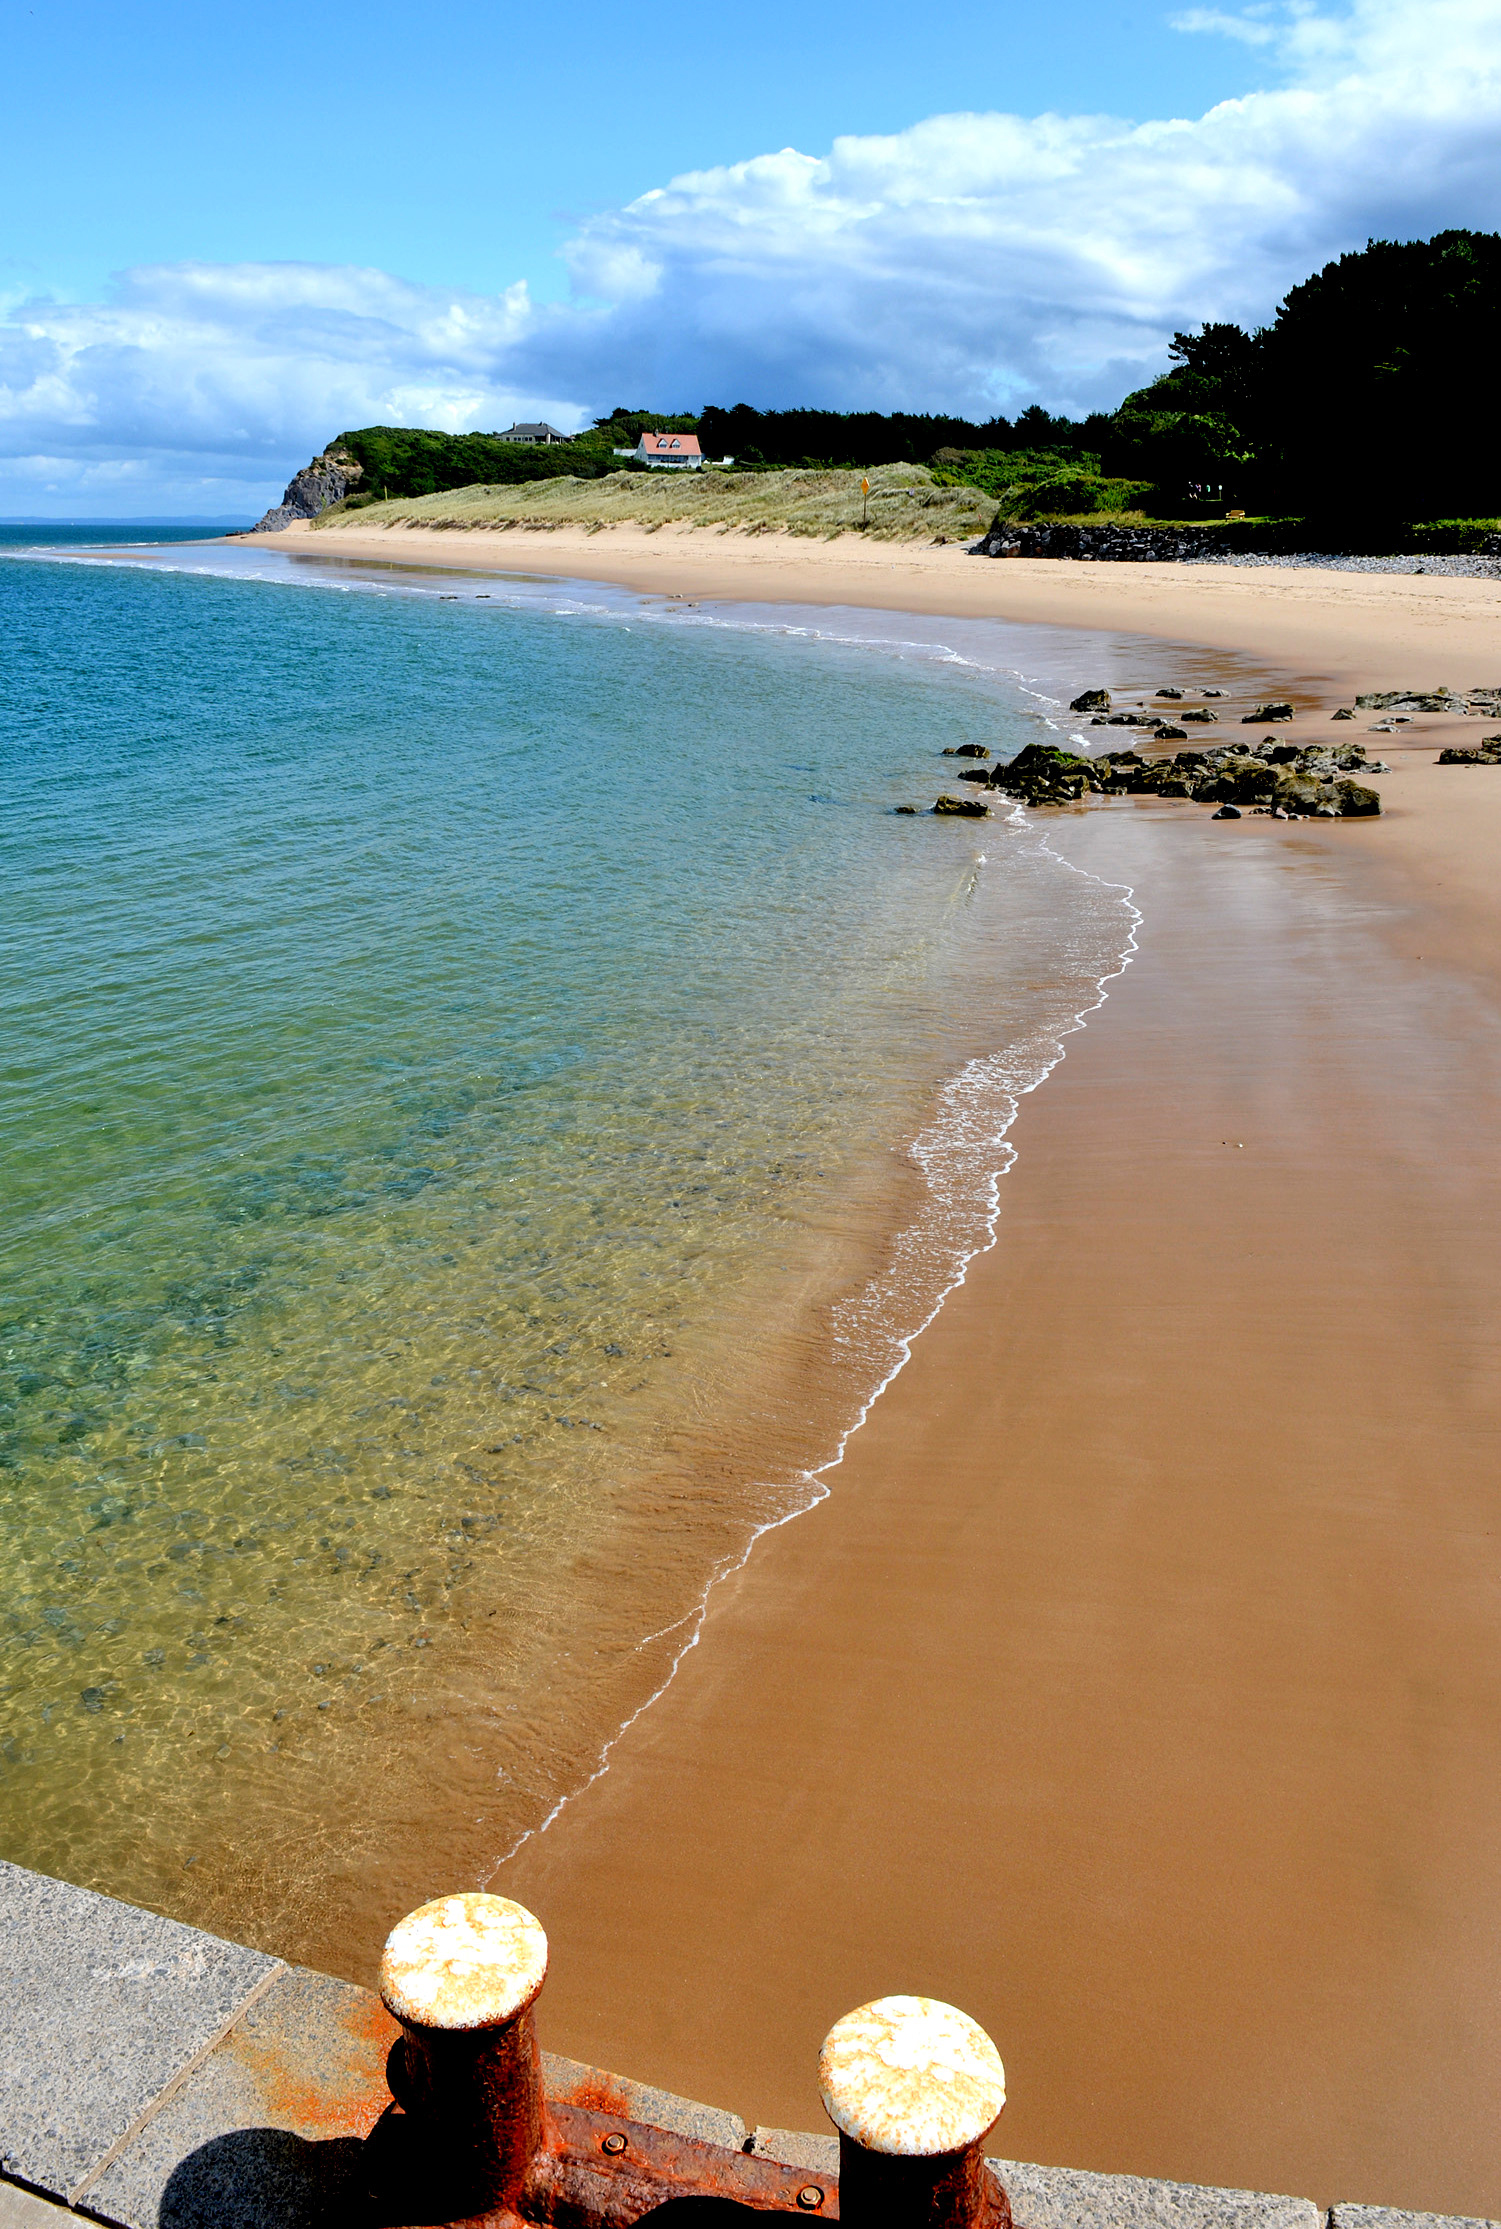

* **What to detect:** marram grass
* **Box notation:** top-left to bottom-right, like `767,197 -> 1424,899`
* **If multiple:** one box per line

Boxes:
312,462 -> 998,543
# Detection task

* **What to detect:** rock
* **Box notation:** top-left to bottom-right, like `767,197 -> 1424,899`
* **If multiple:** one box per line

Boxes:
1266,742 -> 1299,763
991,743 -> 1103,806
1203,688 -> 1227,697
248,444 -> 364,532
1437,737 -> 1501,763
1069,689 -> 1111,712
957,768 -> 992,783
943,744 -> 991,758
1093,711 -> 1166,727
1333,780 -> 1382,814
1156,725 -> 1188,741
933,795 -> 990,816
1331,707 -> 1357,721
894,804 -> 918,814
1333,746 -> 1370,770
1355,690 -> 1470,713
1242,701 -> 1295,723
1212,805 -> 1242,819
1177,707 -> 1220,723
1366,760 -> 1392,772
1155,687 -> 1184,700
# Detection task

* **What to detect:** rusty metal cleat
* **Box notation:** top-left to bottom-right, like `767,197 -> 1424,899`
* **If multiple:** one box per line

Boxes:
373,1893 -> 860,2223
819,1995 -> 1010,2228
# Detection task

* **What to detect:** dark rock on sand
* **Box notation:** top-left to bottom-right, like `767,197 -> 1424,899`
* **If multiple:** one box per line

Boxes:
1212,805 -> 1242,819
1069,688 -> 1111,712
933,794 -> 990,816
1356,689 -> 1473,713
1155,687 -> 1184,700
1437,735 -> 1501,763
1243,701 -> 1295,723
1178,707 -> 1219,723
991,736 -> 1380,816
1156,726 -> 1189,742
1332,707 -> 1357,721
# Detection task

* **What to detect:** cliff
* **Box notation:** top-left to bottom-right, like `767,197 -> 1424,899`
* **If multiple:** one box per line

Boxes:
248,445 -> 364,533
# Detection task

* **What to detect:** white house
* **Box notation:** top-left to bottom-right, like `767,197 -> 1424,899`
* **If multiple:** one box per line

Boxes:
617,431 -> 705,470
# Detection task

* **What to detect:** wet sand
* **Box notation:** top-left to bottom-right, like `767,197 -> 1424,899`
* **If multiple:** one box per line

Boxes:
492,765 -> 1501,2215
248,516 -> 1501,2212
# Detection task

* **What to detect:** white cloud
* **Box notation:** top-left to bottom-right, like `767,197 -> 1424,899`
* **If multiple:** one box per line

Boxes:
3,0 -> 1500,512
1170,10 -> 1282,48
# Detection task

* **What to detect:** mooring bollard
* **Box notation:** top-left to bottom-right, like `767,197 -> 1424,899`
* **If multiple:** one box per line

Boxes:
379,1891 -> 549,2216
819,1994 -> 1009,2227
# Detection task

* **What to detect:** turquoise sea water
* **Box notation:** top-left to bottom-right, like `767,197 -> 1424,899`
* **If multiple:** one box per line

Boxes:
0,529 -> 1136,1968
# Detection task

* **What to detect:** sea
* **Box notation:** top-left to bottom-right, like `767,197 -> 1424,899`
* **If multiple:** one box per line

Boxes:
0,522 -> 1140,1970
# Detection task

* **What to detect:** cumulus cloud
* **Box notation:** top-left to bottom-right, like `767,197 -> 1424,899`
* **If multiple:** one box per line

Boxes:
3,0 -> 1500,511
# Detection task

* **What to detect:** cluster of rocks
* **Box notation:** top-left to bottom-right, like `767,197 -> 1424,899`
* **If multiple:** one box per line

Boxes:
967,523 -> 1501,574
1437,735 -> 1501,764
978,738 -> 1382,818
969,521 -> 1225,562
248,446 -> 365,533
1356,687 -> 1501,715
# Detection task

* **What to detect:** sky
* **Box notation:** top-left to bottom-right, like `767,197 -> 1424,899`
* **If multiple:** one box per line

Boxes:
2,0 -> 1499,515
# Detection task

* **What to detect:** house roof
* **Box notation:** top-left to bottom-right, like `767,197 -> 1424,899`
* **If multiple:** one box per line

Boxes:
503,421 -> 569,439
639,432 -> 703,456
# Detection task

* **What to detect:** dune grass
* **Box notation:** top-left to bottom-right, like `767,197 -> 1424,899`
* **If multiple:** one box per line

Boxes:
311,461 -> 997,543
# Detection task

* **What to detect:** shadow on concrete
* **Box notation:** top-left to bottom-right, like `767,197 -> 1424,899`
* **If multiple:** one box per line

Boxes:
157,2123 -> 779,2228
158,2128 -> 370,2228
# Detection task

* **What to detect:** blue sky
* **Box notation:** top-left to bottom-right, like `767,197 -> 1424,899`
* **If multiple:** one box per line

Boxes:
3,0 -> 1276,308
2,0 -> 1499,513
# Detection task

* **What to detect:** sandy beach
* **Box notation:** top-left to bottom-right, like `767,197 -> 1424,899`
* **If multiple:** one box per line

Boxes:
261,516 -> 1501,682
263,522 -> 1501,2215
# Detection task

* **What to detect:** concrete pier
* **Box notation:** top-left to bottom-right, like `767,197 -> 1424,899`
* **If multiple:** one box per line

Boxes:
0,1861 -> 1492,2229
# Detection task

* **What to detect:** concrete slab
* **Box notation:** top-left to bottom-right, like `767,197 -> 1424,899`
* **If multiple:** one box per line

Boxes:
78,1966 -> 398,2229
751,2125 -> 840,2173
993,2158 -> 1322,2229
0,2185 -> 74,2228
1331,2209 -> 1500,2229
541,2051 -> 747,2152
0,1863 -> 278,2203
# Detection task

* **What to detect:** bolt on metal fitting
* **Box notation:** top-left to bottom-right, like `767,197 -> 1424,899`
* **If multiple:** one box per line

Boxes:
819,1994 -> 1010,2227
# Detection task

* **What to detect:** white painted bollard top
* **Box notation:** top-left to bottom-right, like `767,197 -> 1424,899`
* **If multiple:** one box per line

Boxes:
818,1995 -> 1006,2157
380,1892 -> 549,2030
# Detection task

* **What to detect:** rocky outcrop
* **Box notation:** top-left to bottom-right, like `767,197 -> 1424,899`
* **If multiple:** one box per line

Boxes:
1069,688 -> 1111,712
1355,688 -> 1501,714
248,446 -> 365,533
990,738 -> 1382,817
942,744 -> 991,757
933,794 -> 991,816
1437,735 -> 1501,763
1242,701 -> 1294,723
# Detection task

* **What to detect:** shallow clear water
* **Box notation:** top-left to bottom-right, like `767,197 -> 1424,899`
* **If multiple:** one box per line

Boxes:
0,529 -> 1136,1968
